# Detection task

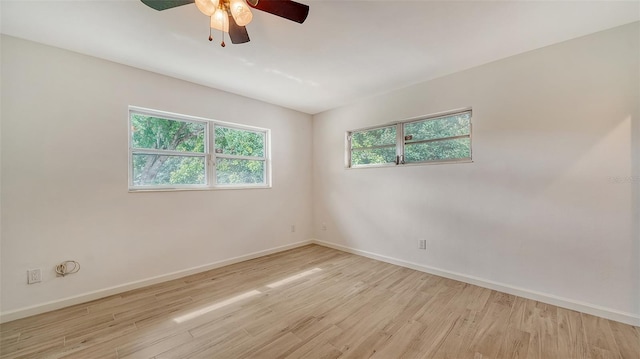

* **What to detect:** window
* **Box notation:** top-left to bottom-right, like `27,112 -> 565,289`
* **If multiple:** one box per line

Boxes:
214,125 -> 267,186
346,109 -> 471,168
350,125 -> 397,167
403,111 -> 471,163
129,107 -> 270,190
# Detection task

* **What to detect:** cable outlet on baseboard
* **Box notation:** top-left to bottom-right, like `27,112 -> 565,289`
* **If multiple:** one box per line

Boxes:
418,239 -> 427,250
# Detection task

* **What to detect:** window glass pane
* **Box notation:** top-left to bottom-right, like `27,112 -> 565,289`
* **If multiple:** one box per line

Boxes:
215,126 -> 265,157
405,138 -> 470,162
351,146 -> 396,166
130,114 -> 205,152
404,113 -> 470,143
132,155 -> 205,186
216,158 -> 265,185
351,126 -> 396,149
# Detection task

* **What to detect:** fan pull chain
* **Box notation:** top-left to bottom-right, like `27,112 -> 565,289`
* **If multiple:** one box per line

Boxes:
209,23 -> 213,42
221,30 -> 226,47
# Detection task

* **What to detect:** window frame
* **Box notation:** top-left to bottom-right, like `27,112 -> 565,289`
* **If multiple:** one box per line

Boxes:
212,123 -> 270,190
345,108 -> 472,169
346,124 -> 399,169
128,106 -> 271,191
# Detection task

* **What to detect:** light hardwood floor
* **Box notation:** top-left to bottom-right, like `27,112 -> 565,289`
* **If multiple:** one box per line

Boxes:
1,244 -> 638,359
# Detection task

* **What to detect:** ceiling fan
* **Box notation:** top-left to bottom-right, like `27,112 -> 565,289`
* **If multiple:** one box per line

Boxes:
141,0 -> 309,46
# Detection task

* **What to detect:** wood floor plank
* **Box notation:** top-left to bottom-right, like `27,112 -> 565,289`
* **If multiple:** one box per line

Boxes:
369,320 -> 427,359
0,336 -> 64,359
524,301 -> 559,359
462,299 -> 514,358
239,331 -> 302,359
281,325 -> 342,359
608,320 -> 640,359
496,328 -> 530,359
557,307 -> 590,359
57,343 -> 119,359
430,309 -> 480,359
0,244 -> 637,359
582,313 -> 624,359
118,332 -> 192,359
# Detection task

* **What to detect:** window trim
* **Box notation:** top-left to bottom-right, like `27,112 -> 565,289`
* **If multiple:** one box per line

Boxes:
128,106 -> 271,191
346,108 -> 473,169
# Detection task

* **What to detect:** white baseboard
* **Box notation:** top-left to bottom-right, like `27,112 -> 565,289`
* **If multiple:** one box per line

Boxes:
311,239 -> 640,327
0,240 -> 313,323
4,239 -> 638,327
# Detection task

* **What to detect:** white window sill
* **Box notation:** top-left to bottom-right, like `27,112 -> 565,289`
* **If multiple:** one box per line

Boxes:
128,185 -> 272,193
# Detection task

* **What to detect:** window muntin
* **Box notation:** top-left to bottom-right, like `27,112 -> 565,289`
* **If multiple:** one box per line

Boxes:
404,137 -> 471,163
402,112 -> 471,163
213,125 -> 267,187
130,113 -> 208,188
403,112 -> 470,143
347,109 -> 472,168
129,108 -> 270,190
351,126 -> 396,148
349,125 -> 397,167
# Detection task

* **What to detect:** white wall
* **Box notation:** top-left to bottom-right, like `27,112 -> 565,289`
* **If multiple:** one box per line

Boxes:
0,35 -> 313,318
312,23 -> 640,324
2,22 -> 639,325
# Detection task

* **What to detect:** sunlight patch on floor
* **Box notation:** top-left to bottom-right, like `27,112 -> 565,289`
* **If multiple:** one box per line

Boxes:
173,267 -> 322,323
266,268 -> 322,289
173,290 -> 261,323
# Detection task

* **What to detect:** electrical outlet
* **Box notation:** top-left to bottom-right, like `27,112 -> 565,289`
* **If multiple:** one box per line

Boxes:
27,268 -> 42,284
418,239 -> 427,250
291,225 -> 296,233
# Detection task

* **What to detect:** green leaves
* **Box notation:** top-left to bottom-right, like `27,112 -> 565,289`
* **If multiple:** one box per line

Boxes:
351,125 -> 397,166
405,138 -> 470,162
403,113 -> 471,163
351,126 -> 396,149
351,147 -> 397,166
130,113 -> 268,187
349,111 -> 472,167
404,113 -> 470,143
214,126 -> 266,185
131,114 -> 205,152
131,114 -> 206,186
214,126 -> 265,157
216,159 -> 265,184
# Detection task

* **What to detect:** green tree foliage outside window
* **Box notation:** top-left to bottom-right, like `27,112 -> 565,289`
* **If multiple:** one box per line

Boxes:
131,114 -> 205,186
215,126 -> 266,184
348,111 -> 471,168
215,126 -> 264,157
130,112 -> 269,188
403,113 -> 471,163
351,126 -> 397,166
216,159 -> 265,184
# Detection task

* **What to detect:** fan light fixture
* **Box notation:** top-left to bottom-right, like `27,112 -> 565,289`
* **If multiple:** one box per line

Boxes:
196,0 -> 252,46
141,0 -> 309,47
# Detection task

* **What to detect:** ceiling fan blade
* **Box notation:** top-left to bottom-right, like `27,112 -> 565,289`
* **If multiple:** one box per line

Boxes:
249,0 -> 309,24
141,0 -> 194,11
228,14 -> 250,44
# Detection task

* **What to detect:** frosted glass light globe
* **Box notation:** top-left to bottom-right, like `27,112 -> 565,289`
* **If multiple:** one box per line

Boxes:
230,0 -> 253,27
195,0 -> 219,16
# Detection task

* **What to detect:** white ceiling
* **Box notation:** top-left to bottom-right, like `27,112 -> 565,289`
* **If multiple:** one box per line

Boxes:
1,1 -> 638,114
